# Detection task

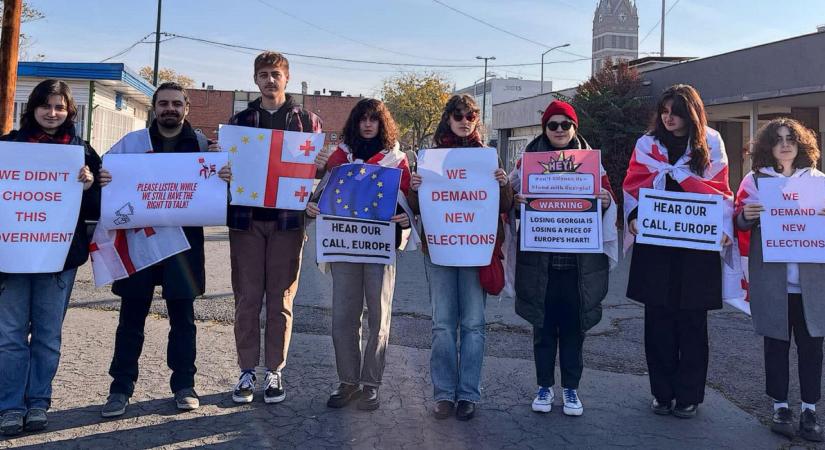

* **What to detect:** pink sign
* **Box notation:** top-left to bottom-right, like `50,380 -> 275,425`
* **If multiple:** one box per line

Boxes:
520,150 -> 601,196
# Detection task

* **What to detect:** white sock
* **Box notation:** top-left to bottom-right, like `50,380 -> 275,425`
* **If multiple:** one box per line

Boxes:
774,401 -> 789,411
802,402 -> 816,412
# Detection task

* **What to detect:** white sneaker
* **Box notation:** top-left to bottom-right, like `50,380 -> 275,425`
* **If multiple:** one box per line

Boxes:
563,388 -> 583,416
531,386 -> 554,413
232,370 -> 256,403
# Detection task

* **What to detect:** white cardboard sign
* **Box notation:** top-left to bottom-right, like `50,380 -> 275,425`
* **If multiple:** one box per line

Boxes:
636,188 -> 724,251
520,196 -> 603,253
316,215 -> 396,264
759,176 -> 825,263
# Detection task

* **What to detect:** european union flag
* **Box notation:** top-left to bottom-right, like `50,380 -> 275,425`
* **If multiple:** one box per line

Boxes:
319,163 -> 402,221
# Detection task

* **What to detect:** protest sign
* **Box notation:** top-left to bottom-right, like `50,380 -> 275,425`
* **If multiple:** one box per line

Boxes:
100,152 -> 228,228
417,147 -> 499,266
0,142 -> 84,273
220,124 -> 325,210
520,196 -> 602,253
316,215 -> 396,264
319,163 -> 401,221
759,176 -> 825,263
636,188 -> 724,251
520,150 -> 601,196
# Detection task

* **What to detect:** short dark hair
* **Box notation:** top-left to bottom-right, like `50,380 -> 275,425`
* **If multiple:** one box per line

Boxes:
152,81 -> 189,108
254,51 -> 290,76
20,79 -> 78,135
342,98 -> 398,151
751,118 -> 820,172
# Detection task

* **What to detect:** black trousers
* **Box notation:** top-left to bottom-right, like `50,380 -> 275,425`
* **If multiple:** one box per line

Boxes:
764,294 -> 824,404
533,267 -> 584,389
644,305 -> 708,405
109,296 -> 197,396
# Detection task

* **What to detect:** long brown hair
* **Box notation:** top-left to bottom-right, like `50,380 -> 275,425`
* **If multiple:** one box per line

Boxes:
650,84 -> 708,175
20,79 -> 78,135
341,98 -> 398,151
432,94 -> 485,146
750,118 -> 820,172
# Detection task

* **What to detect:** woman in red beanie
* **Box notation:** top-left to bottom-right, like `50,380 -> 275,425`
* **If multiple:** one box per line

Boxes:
512,100 -> 617,417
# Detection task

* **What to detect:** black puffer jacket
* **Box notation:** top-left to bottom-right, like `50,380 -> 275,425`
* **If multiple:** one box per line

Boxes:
514,133 -> 610,331
0,128 -> 101,273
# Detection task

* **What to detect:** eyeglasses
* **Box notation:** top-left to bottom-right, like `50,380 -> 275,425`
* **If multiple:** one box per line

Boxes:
451,112 -> 478,123
547,120 -> 574,131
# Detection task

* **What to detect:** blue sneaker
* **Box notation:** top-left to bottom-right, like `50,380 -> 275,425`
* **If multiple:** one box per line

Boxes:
563,388 -> 583,416
531,386 -> 554,413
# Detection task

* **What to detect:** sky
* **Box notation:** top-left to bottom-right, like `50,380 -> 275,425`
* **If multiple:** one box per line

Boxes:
19,0 -> 825,97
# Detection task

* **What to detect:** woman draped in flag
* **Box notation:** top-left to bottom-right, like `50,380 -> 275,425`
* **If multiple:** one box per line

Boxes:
408,94 -> 513,421
510,100 -> 618,417
622,84 -> 733,419
305,98 -> 411,411
0,80 -> 100,436
735,118 -> 825,442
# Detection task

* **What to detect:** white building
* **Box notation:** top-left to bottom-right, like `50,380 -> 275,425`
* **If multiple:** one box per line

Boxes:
13,62 -> 154,154
454,77 -> 553,145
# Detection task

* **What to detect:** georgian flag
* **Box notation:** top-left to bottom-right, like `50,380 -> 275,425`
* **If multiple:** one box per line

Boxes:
221,124 -> 325,210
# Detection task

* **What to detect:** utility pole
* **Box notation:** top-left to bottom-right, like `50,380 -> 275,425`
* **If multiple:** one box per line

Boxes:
152,0 -> 162,86
540,43 -> 570,94
0,0 -> 22,134
660,0 -> 666,57
476,56 -> 495,125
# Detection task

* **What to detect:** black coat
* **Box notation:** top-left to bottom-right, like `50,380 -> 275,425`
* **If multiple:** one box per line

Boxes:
625,175 -> 722,311
111,121 -> 207,300
514,133 -> 610,331
0,128 -> 101,272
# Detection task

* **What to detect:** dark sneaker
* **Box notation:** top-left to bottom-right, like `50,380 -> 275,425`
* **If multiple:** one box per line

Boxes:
673,403 -> 698,419
232,370 -> 256,404
770,407 -> 794,439
0,411 -> 24,436
24,408 -> 48,432
327,383 -> 361,408
264,370 -> 285,404
651,398 -> 672,415
433,400 -> 454,419
357,386 -> 379,411
800,409 -> 824,442
456,400 -> 476,421
174,388 -> 200,411
101,393 -> 129,418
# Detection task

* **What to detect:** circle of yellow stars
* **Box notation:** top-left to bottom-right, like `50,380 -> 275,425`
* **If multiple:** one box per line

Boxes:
335,166 -> 385,217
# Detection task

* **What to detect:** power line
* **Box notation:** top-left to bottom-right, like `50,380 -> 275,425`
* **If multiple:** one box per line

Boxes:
100,32 -> 155,62
255,0 -> 468,63
639,0 -> 681,47
163,32 -> 591,68
431,0 -> 590,59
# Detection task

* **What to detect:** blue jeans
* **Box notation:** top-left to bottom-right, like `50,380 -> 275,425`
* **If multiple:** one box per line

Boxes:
0,269 -> 77,413
424,257 -> 486,403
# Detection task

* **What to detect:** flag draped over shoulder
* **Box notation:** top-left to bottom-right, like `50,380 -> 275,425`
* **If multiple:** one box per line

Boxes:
221,124 -> 325,210
89,129 -> 190,287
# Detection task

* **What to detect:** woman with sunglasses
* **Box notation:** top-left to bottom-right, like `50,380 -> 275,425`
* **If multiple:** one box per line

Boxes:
512,100 -> 616,417
408,94 -> 513,421
622,84 -> 733,419
0,79 -> 100,436
306,98 -> 411,411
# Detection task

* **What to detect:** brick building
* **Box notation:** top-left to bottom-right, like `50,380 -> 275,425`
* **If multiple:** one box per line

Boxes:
187,88 -> 362,150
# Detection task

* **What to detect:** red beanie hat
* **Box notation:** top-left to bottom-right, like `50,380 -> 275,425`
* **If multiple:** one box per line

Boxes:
541,100 -> 578,130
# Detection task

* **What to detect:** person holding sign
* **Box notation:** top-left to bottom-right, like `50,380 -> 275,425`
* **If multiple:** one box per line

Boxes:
511,100 -> 617,417
225,52 -> 327,406
98,82 -> 225,418
0,80 -> 99,436
622,84 -> 733,419
408,94 -> 513,421
735,118 -> 825,442
306,99 -> 411,410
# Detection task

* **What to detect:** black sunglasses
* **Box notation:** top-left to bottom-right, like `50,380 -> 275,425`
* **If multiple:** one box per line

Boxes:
547,120 -> 574,131
451,112 -> 478,123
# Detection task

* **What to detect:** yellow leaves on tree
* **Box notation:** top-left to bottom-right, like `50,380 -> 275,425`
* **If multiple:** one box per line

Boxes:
139,66 -> 195,88
380,73 -> 451,150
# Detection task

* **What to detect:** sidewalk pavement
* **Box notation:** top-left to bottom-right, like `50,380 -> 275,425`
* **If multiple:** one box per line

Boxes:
0,308 -> 782,449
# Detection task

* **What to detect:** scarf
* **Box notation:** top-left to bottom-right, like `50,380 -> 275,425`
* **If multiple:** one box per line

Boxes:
24,129 -> 73,145
436,130 -> 483,149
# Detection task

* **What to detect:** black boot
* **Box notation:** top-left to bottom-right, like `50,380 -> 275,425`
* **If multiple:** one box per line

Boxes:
433,400 -> 454,419
456,400 -> 476,421
357,385 -> 380,411
326,383 -> 361,408
770,407 -> 794,439
800,409 -> 824,442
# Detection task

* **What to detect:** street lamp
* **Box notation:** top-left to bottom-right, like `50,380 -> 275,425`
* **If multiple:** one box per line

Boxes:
476,56 -> 495,124
540,43 -> 570,94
